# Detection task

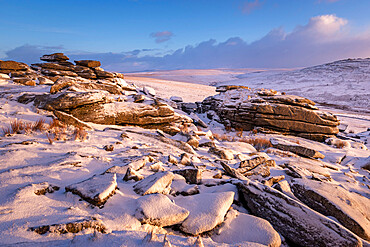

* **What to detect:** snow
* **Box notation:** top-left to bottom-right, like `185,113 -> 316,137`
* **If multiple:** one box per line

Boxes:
135,193 -> 189,227
1,59 -> 370,246
175,192 -> 235,235
212,209 -> 281,247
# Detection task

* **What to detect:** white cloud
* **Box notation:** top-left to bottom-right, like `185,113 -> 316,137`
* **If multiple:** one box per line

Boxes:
2,15 -> 370,72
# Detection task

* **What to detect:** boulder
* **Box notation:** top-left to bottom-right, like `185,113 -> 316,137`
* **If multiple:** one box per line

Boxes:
0,73 -> 10,79
123,167 -> 144,181
13,78 -> 36,86
173,168 -> 202,184
0,60 -> 29,71
291,179 -> 370,241
94,68 -> 115,78
31,62 -> 73,71
201,87 -> 340,141
75,60 -> 101,68
50,77 -> 76,94
135,194 -> 189,227
237,180 -> 362,247
175,192 -> 234,235
208,146 -> 234,160
54,110 -> 93,130
271,138 -> 325,159
133,171 -> 174,195
143,86 -> 156,96
65,173 -> 117,207
211,209 -> 281,247
40,53 -> 69,62
41,68 -> 78,77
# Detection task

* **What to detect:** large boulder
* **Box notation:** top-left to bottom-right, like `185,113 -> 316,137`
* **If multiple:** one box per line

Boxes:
175,192 -> 234,235
237,180 -> 362,247
135,194 -> 189,227
0,61 -> 29,72
291,179 -> 370,241
201,87 -> 340,141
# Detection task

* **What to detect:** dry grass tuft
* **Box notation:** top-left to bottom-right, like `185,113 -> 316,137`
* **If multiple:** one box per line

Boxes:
1,126 -> 12,136
240,137 -> 272,151
10,119 -> 24,134
73,127 -> 87,141
45,133 -> 54,144
32,118 -> 46,131
334,140 -> 347,149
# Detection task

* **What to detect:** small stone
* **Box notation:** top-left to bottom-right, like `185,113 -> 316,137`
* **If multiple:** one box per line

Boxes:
123,167 -> 144,181
173,168 -> 202,184
134,94 -> 145,103
104,144 -> 114,151
208,146 -> 234,160
168,155 -> 178,164
149,161 -> 165,172
179,153 -> 192,166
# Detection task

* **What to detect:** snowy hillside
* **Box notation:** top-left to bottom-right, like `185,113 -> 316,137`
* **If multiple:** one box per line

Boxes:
220,58 -> 370,113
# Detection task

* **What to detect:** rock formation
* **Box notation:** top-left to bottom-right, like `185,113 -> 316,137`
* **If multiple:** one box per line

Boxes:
201,86 -> 340,141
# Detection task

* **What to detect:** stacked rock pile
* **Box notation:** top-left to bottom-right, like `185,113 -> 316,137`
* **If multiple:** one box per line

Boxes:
0,53 -> 125,87
201,85 -> 340,141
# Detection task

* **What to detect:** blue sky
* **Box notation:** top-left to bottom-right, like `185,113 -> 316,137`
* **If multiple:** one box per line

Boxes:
1,0 -> 370,71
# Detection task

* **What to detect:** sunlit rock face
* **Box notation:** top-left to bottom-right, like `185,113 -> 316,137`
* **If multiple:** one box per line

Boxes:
200,86 -> 340,141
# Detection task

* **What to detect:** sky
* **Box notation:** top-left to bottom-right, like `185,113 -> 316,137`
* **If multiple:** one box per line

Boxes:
1,0 -> 370,72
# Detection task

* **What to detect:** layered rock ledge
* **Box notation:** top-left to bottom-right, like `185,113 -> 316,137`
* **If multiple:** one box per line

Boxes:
200,86 -> 340,141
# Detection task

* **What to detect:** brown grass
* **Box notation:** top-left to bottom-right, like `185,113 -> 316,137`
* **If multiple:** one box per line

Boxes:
334,140 -> 346,149
10,119 -> 24,134
236,128 -> 243,138
73,127 -> 87,141
32,118 -> 46,131
1,126 -> 12,136
45,133 -> 54,144
240,137 -> 272,151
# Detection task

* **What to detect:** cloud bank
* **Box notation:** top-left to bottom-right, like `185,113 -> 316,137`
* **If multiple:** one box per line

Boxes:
2,15 -> 370,72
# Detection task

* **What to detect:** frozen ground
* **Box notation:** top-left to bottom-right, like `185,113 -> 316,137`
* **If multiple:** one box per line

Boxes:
129,58 -> 370,114
0,58 -> 370,246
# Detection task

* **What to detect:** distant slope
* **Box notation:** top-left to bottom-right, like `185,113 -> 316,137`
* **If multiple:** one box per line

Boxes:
220,58 -> 370,113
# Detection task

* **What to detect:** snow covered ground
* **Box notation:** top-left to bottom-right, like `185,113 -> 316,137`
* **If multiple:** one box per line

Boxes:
129,58 -> 370,114
1,57 -> 370,247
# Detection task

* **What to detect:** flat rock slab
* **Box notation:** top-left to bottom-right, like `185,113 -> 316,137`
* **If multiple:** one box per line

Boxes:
237,180 -> 362,247
29,218 -> 106,235
65,173 -> 117,207
271,138 -> 325,159
291,179 -> 370,241
175,192 -> 235,235
133,171 -> 174,195
211,209 -> 281,247
135,194 -> 189,227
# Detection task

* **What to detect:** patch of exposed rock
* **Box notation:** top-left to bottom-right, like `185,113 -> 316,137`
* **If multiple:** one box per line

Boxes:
65,173 -> 117,207
237,180 -> 362,247
200,86 -> 340,141
291,179 -> 370,241
29,218 -> 106,235
133,171 -> 174,195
